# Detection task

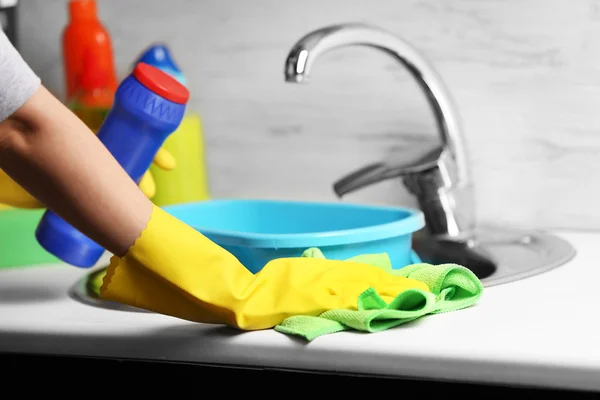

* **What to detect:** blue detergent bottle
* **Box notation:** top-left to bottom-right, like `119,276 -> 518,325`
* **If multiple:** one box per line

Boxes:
35,62 -> 190,268
132,43 -> 211,206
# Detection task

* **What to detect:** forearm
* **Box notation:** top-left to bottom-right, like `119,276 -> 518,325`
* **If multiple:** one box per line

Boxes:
0,85 -> 152,257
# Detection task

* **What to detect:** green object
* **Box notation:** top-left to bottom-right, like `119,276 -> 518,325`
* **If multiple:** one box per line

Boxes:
275,248 -> 483,341
87,267 -> 108,297
0,209 -> 60,268
301,247 -> 393,270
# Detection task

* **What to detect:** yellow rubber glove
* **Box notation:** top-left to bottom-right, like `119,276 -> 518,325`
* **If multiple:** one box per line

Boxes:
0,148 -> 176,208
100,205 -> 430,331
138,148 -> 176,199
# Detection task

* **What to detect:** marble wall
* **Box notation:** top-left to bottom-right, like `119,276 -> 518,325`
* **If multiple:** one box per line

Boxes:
15,0 -> 600,231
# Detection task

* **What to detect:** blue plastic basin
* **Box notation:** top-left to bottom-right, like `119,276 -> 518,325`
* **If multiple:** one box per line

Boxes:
163,199 -> 424,274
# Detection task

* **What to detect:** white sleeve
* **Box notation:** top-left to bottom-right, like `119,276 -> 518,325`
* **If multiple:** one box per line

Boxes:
0,28 -> 41,121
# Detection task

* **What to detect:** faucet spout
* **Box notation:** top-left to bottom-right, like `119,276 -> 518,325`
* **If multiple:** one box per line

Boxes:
284,23 -> 475,240
284,22 -> 469,187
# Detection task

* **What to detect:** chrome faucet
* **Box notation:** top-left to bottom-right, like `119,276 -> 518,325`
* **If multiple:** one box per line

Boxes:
284,23 -> 475,241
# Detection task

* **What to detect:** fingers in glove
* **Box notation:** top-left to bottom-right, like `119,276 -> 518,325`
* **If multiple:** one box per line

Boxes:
152,147 -> 176,170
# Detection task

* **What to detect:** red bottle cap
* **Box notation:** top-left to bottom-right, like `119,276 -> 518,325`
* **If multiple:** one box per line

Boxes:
133,62 -> 190,104
69,0 -> 97,20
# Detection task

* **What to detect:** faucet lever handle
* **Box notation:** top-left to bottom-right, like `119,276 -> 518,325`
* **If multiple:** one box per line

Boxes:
333,146 -> 443,197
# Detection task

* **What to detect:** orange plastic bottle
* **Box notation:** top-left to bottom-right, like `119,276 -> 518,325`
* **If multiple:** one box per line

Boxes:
62,0 -> 118,102
68,48 -> 114,133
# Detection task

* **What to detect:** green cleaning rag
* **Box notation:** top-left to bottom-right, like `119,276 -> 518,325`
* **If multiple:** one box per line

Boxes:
274,248 -> 483,341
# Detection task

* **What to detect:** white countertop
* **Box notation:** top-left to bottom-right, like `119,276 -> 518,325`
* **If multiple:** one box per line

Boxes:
1,230 -> 599,392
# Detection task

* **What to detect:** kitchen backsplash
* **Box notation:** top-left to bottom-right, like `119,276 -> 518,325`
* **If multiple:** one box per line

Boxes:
16,0 -> 600,231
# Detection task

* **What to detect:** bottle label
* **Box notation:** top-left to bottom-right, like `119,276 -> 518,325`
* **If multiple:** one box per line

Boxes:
119,77 -> 185,126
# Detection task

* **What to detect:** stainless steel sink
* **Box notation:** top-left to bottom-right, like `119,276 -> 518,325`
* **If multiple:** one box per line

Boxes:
70,22 -> 576,313
411,226 -> 575,287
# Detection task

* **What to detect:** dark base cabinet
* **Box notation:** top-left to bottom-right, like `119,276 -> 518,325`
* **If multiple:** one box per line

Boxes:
1,352 -> 598,398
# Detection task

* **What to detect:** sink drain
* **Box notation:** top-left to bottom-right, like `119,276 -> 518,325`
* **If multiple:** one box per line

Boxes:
413,225 -> 576,287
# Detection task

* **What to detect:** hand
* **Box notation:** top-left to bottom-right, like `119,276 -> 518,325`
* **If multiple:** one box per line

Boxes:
100,205 -> 430,331
0,147 -> 176,208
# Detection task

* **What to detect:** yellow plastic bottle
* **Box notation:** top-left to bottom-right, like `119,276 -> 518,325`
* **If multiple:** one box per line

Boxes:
150,112 -> 210,205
